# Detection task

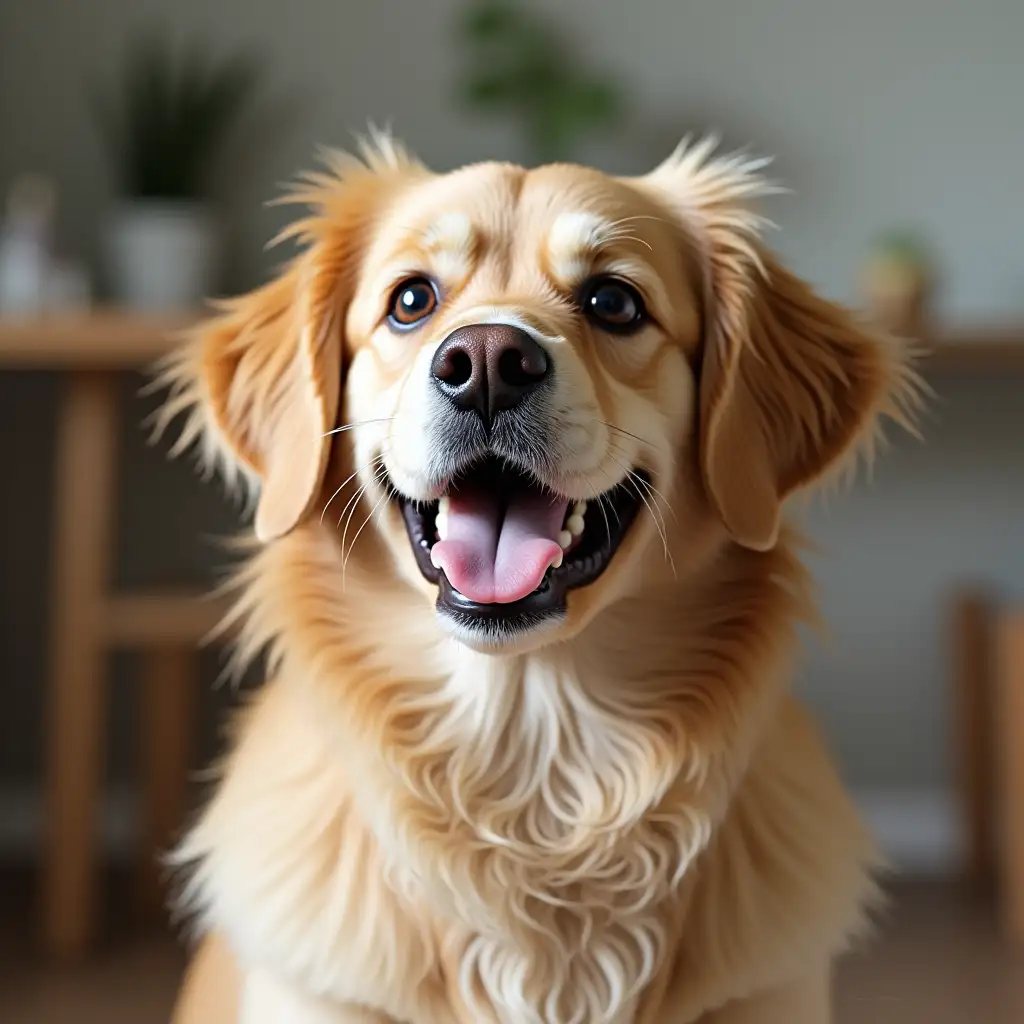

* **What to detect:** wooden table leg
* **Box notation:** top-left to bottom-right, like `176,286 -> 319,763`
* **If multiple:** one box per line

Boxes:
996,609 -> 1024,942
137,645 -> 197,919
951,590 -> 996,888
42,371 -> 119,958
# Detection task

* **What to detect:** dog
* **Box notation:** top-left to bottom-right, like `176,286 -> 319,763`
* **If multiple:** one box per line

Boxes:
162,134 -> 919,1024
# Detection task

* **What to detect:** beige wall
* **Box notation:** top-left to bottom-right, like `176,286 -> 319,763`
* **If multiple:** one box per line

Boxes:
1,0 -> 1022,801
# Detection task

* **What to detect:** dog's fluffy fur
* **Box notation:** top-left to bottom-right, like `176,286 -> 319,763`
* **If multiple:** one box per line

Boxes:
163,135 -> 920,1024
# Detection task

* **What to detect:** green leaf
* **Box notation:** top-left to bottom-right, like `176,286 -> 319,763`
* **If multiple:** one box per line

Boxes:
455,0 -> 624,162
464,73 -> 518,106
462,1 -> 522,40
89,32 -> 261,199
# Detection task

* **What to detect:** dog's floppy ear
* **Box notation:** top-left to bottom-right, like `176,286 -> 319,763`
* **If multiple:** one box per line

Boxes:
185,257 -> 341,542
158,139 -> 425,542
641,140 -> 920,550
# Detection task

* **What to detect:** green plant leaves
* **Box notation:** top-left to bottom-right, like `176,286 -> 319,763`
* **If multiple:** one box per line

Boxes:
456,0 -> 623,164
462,0 -> 521,39
92,35 -> 260,200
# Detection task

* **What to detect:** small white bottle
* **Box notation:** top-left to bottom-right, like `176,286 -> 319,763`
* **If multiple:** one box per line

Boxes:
0,175 -> 56,315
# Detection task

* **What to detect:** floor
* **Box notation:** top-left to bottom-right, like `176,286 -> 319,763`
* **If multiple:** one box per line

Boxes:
1,875 -> 1021,1023
834,883 -> 1024,1023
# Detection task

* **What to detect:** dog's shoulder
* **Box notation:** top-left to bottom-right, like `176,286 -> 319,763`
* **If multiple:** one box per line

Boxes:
172,678 -> 445,1020
657,696 -> 881,1021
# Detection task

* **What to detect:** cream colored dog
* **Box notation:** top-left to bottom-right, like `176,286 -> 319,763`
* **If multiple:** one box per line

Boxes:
162,135 -> 919,1024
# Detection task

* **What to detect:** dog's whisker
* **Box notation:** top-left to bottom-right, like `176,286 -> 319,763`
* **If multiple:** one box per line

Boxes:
321,478 -> 353,524
343,488 -> 390,576
338,480 -> 379,583
338,458 -> 393,588
605,440 -> 679,526
322,462 -> 374,524
341,459 -> 391,575
595,464 -> 624,529
605,451 -> 675,576
320,417 -> 395,439
632,473 -> 678,525
635,477 -> 673,549
320,446 -> 392,523
600,421 -> 674,463
337,460 -> 378,531
597,491 -> 617,536
628,468 -> 678,539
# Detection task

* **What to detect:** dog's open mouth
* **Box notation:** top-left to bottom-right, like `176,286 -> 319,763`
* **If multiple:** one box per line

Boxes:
396,457 -> 647,631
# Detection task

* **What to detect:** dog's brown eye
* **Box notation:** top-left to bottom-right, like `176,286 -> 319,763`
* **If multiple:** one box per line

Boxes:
388,277 -> 438,329
580,277 -> 646,333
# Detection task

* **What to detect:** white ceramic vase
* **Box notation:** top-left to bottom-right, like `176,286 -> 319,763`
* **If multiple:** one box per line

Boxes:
106,200 -> 218,311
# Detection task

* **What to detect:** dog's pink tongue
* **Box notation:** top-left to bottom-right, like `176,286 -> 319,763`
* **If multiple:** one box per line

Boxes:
432,487 -> 568,604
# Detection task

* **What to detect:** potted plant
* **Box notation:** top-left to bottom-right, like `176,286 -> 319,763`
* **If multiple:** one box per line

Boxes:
860,229 -> 937,339
457,1 -> 622,165
93,36 -> 259,310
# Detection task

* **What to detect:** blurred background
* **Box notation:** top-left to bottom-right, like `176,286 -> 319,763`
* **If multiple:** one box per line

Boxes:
1,0 -> 1022,1021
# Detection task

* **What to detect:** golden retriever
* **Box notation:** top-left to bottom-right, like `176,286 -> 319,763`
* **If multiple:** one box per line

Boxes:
161,134 -> 919,1024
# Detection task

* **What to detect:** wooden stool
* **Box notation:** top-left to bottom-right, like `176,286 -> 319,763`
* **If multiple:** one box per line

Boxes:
39,366 -> 225,959
44,578 -> 227,955
111,596 -> 229,919
951,589 -> 1024,942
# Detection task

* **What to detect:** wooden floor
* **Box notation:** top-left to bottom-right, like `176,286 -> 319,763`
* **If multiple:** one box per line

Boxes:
834,883 -> 1024,1023
1,877 -> 1021,1022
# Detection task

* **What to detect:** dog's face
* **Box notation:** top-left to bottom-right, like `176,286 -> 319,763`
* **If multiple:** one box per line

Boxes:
167,138 -> 913,654
341,161 -> 705,649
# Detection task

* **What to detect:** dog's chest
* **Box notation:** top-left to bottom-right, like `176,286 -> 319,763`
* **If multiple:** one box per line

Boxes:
188,662 -> 703,1023
378,656 -> 701,1023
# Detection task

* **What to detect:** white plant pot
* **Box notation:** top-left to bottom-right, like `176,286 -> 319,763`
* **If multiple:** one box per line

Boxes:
106,200 -> 219,311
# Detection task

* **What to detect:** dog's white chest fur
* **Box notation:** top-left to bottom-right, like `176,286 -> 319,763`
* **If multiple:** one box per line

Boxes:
380,649 -> 707,1024
417,651 -> 712,1019
180,650 -> 708,1024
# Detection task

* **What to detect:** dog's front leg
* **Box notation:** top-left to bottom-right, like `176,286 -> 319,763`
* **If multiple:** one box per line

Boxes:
242,968 -> 395,1024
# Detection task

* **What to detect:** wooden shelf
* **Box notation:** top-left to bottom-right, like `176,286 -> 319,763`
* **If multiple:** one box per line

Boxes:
0,309 -> 199,369
102,589 -> 232,646
925,328 -> 1024,372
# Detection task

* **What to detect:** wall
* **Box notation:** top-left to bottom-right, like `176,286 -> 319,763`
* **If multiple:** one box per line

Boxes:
2,0 -> 1022,832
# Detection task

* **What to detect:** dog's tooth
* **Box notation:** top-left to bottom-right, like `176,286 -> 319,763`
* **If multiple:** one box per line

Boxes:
435,510 -> 449,540
573,500 -> 587,516
558,530 -> 573,550
566,514 -> 585,537
430,546 -> 443,569
438,495 -> 449,513
551,550 -> 563,569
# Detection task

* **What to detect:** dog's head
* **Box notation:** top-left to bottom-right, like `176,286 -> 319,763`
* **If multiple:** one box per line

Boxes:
164,136 -> 916,653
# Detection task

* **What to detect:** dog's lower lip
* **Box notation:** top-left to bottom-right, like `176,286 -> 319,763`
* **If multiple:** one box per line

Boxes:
396,457 -> 649,630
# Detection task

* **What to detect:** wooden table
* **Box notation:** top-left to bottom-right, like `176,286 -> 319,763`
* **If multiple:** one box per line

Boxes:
0,309 -> 231,958
925,326 -> 1024,371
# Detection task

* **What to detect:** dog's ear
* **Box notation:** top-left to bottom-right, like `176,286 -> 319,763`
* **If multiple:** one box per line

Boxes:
158,139 -> 424,541
640,140 -> 920,550
185,257 -> 341,542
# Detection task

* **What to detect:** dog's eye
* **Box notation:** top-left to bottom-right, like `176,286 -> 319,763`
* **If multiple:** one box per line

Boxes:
580,277 -> 646,333
388,277 -> 438,329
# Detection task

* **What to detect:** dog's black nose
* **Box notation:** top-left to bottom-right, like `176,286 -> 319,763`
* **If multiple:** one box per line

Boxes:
430,323 -> 550,426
